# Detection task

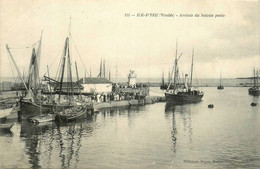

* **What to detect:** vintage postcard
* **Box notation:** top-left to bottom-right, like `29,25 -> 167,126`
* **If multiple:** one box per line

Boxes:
0,0 -> 259,168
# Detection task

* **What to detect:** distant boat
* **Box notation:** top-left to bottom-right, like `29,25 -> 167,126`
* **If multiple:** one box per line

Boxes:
217,72 -> 224,90
248,68 -> 260,96
165,42 -> 204,104
160,70 -> 174,90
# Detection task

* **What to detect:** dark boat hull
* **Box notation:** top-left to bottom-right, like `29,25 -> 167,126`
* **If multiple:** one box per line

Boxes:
248,88 -> 260,96
20,100 -> 73,120
217,86 -> 224,90
165,93 -> 203,104
55,106 -> 93,123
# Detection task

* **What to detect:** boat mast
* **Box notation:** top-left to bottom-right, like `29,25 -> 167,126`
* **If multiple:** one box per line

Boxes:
99,59 -> 102,77
190,48 -> 194,88
253,68 -> 256,87
75,61 -> 82,99
167,40 -> 178,90
47,65 -> 53,102
67,41 -> 74,104
6,45 -> 29,92
162,70 -> 164,87
58,38 -> 68,101
256,70 -> 259,87
173,40 -> 178,88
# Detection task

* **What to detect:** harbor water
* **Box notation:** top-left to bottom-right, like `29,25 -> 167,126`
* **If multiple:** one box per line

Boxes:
0,87 -> 259,168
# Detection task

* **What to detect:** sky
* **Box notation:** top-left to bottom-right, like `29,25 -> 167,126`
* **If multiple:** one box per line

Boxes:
0,0 -> 259,80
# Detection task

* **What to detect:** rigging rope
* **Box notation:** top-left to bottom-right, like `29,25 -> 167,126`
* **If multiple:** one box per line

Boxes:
43,44 -> 63,77
7,51 -> 17,83
70,35 -> 89,76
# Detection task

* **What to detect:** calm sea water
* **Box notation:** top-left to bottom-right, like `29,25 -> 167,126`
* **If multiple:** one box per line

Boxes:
0,87 -> 259,168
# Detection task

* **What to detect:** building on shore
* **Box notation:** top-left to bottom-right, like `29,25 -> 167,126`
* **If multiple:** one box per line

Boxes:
78,77 -> 113,93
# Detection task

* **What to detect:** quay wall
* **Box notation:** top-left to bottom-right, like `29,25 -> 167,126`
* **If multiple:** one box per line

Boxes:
93,96 -> 165,110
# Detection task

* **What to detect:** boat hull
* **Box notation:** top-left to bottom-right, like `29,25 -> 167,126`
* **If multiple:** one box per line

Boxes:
29,114 -> 55,123
248,88 -> 260,96
165,93 -> 203,104
0,108 -> 13,119
20,100 -> 73,120
55,106 -> 92,123
217,86 -> 224,90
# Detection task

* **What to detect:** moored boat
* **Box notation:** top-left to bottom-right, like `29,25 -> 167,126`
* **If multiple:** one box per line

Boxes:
165,42 -> 203,104
0,107 -> 13,119
248,68 -> 260,96
30,113 -> 56,123
55,104 -> 92,123
217,72 -> 224,90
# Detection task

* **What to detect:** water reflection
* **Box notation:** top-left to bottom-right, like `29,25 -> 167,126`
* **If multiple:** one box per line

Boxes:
165,103 -> 178,154
19,113 -> 97,168
165,102 -> 195,153
98,106 -> 142,128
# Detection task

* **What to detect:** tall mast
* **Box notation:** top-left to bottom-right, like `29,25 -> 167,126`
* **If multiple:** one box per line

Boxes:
253,68 -> 256,87
58,38 -> 68,101
47,65 -> 53,102
67,41 -> 74,104
256,70 -> 259,87
173,40 -> 178,86
190,47 -> 194,88
109,69 -> 111,81
167,39 -> 178,90
99,59 -> 103,77
36,31 -> 43,77
6,45 -> 29,92
75,62 -> 81,98
162,70 -> 164,86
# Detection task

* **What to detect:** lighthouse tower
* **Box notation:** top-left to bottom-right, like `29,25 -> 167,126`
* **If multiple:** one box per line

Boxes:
128,69 -> 137,87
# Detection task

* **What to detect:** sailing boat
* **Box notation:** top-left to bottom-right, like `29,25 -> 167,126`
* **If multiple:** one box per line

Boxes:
160,69 -> 174,90
248,68 -> 260,96
6,33 -> 75,120
217,72 -> 224,89
165,42 -> 204,104
51,21 -> 93,123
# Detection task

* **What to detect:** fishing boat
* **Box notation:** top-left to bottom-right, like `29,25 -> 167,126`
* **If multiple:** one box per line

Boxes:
165,42 -> 204,104
217,72 -> 224,90
55,104 -> 91,123
7,21 -> 92,120
248,68 -> 260,96
160,70 -> 174,90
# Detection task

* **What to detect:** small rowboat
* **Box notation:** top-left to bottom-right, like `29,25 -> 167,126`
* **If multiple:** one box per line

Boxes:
30,114 -> 56,123
0,107 -> 13,119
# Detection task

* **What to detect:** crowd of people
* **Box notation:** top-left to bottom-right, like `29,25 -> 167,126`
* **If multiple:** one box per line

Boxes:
90,92 -> 142,103
112,83 -> 149,90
